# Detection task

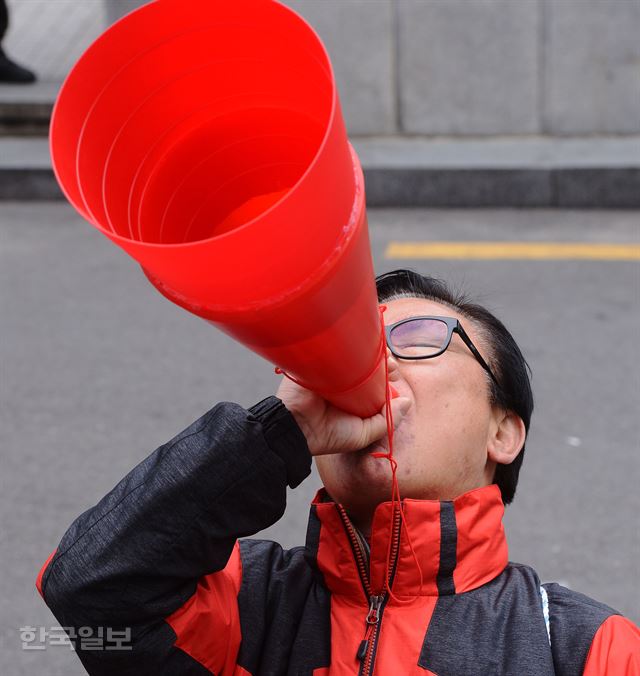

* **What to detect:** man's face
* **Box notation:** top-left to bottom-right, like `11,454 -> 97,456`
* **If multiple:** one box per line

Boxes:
315,296 -> 502,522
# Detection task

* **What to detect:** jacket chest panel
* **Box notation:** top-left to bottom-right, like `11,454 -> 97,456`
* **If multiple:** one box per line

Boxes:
418,565 -> 556,676
322,565 -> 558,676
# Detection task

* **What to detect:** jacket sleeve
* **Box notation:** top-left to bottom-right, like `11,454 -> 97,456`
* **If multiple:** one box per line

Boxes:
35,396 -> 311,676
582,615 -> 640,675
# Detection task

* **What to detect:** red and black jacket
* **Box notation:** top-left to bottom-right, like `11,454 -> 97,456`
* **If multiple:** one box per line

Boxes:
36,397 -> 640,675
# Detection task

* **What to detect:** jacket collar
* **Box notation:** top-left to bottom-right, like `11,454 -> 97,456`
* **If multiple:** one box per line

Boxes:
304,483 -> 508,600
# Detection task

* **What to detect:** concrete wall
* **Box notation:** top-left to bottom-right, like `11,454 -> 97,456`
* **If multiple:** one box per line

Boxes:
3,0 -> 105,83
4,0 -> 639,137
288,0 -> 640,136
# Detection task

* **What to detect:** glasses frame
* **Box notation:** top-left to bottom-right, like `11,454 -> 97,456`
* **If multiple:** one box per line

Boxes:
384,315 -> 501,389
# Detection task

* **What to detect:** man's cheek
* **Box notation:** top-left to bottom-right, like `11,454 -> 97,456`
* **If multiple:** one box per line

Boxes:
417,390 -> 457,420
393,416 -> 417,456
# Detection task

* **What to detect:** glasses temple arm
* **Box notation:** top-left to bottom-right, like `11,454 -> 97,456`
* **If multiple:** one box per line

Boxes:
456,325 -> 501,389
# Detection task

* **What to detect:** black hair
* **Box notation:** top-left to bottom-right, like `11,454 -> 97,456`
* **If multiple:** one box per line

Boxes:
375,268 -> 533,505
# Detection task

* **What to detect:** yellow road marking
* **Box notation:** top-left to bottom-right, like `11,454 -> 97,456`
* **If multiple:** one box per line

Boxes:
385,242 -> 640,261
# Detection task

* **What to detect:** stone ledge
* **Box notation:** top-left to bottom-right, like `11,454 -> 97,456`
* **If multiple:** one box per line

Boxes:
0,82 -> 58,136
352,136 -> 640,169
1,136 -> 639,207
363,168 -> 640,208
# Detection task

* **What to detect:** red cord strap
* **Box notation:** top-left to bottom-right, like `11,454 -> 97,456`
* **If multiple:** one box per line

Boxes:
372,304 -> 424,602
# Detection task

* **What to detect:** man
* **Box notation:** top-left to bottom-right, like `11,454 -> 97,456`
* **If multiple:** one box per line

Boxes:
36,269 -> 639,674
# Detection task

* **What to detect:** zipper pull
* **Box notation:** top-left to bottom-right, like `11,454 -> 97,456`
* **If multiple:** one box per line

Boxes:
356,595 -> 383,661
366,594 -> 383,624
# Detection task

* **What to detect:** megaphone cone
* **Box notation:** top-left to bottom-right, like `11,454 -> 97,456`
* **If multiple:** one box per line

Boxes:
50,0 -> 386,417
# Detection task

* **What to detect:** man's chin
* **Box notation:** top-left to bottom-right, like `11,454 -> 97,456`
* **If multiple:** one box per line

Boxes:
339,443 -> 397,487
355,441 -> 383,456
356,435 -> 390,456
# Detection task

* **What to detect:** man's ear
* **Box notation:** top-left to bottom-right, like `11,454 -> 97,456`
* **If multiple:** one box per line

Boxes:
487,409 -> 526,465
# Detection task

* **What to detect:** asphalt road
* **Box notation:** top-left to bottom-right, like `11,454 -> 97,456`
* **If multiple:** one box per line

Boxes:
1,204 -> 639,675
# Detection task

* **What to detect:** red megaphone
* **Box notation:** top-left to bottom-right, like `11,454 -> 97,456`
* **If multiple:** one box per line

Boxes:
50,0 -> 386,417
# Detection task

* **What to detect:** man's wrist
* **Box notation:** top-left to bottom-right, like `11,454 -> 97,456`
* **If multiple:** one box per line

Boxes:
279,404 -> 318,455
248,396 -> 312,488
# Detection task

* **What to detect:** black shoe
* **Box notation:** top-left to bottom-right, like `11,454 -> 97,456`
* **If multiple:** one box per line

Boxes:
0,50 -> 37,84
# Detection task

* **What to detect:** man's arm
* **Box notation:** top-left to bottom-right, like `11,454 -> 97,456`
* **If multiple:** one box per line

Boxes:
544,582 -> 640,675
582,615 -> 640,675
35,396 -> 311,675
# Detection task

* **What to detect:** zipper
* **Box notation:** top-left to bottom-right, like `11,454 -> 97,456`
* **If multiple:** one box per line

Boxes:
336,503 -> 403,676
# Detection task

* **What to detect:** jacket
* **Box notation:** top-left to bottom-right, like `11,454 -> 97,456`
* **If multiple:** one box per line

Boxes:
36,397 -> 640,675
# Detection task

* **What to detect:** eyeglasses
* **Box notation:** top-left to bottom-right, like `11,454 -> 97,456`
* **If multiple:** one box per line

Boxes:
384,315 -> 500,388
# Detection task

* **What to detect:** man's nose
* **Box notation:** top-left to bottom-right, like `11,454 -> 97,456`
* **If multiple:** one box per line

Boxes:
385,347 -> 401,376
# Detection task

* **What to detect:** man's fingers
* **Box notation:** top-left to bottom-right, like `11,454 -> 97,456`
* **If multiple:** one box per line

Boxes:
313,397 -> 412,455
357,397 -> 411,449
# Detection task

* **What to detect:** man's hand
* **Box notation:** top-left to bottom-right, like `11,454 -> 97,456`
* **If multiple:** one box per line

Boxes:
276,375 -> 411,456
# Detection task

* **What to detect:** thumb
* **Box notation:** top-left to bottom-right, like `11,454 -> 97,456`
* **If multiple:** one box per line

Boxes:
389,396 -> 411,428
358,396 -> 411,448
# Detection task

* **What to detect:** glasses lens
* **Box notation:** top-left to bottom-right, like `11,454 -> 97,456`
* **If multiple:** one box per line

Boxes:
389,318 -> 448,358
